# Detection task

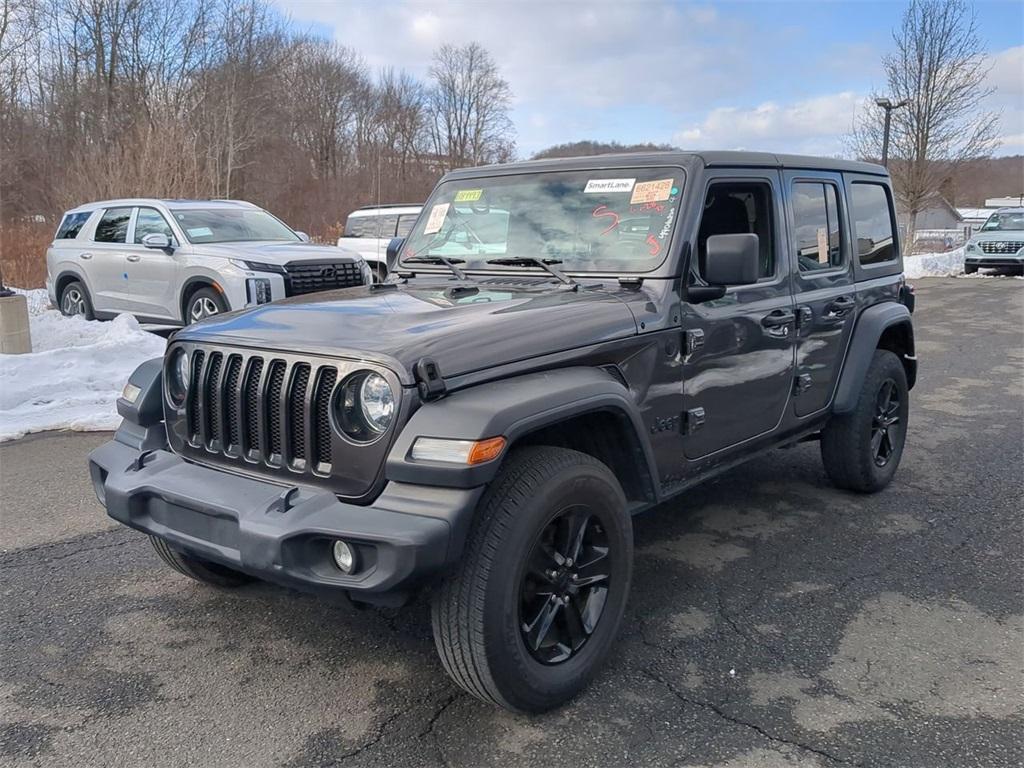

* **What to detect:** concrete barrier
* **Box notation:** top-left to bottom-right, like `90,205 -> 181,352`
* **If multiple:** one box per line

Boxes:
0,293 -> 32,354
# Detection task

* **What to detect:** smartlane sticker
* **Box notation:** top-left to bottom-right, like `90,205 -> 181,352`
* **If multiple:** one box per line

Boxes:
584,178 -> 636,194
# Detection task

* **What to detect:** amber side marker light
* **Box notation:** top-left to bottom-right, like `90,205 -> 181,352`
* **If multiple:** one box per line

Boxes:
410,436 -> 507,465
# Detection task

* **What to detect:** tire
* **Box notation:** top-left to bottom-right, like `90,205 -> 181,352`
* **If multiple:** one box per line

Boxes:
185,287 -> 227,324
821,349 -> 909,493
150,536 -> 254,588
371,263 -> 388,283
431,446 -> 633,713
963,264 -> 978,274
59,280 -> 95,320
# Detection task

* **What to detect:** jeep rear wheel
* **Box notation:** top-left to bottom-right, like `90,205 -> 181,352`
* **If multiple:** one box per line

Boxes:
150,536 -> 254,588
821,349 -> 909,493
431,446 -> 632,712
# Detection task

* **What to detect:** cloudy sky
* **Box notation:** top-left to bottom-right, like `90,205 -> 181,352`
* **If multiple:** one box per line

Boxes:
275,0 -> 1023,158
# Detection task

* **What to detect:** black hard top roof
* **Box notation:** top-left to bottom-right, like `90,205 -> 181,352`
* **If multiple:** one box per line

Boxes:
443,151 -> 887,179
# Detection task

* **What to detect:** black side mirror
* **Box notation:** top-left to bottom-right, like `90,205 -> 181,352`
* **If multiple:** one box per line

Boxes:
386,237 -> 404,271
705,233 -> 760,286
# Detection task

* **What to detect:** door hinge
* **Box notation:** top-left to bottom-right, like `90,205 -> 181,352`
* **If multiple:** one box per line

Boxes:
793,373 -> 812,395
683,407 -> 706,434
796,306 -> 813,329
685,328 -> 705,356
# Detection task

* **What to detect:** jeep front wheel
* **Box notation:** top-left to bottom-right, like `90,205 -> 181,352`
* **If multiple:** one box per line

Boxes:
821,349 -> 909,493
431,446 -> 633,712
150,536 -> 254,588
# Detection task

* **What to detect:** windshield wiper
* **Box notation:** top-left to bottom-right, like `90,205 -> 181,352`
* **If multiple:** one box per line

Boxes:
404,255 -> 470,281
486,257 -> 576,287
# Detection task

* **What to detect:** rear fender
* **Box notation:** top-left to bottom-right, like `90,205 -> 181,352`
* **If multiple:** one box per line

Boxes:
834,302 -> 916,414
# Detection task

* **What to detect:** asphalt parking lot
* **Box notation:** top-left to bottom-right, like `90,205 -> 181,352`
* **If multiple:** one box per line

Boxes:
1,277 -> 1021,768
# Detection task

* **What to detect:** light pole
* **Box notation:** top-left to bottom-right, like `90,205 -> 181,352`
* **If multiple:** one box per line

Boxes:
875,97 -> 909,167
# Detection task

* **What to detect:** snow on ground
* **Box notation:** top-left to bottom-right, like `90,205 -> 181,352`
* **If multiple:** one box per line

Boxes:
904,247 -> 966,279
0,289 -> 166,442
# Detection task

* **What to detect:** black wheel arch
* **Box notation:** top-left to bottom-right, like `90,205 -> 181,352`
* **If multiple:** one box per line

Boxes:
180,277 -> 229,321
834,302 -> 916,415
55,269 -> 89,300
386,367 -> 659,505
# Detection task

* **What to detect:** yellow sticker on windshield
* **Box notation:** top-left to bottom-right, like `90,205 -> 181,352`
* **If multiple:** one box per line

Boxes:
631,178 -> 674,204
454,189 -> 483,203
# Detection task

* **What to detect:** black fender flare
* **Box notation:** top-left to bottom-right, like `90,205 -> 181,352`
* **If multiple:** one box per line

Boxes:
833,302 -> 915,415
179,276 -> 229,319
54,268 -> 91,298
386,367 -> 658,492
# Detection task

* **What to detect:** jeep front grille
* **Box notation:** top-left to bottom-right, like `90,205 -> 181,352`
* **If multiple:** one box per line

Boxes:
284,261 -> 364,296
979,241 -> 1023,254
184,350 -> 338,474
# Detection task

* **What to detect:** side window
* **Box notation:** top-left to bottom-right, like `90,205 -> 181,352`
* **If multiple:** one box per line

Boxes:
134,207 -> 174,244
55,211 -> 91,239
94,207 -> 131,243
345,215 -> 377,238
695,181 -> 775,281
376,214 -> 400,238
850,183 -> 898,265
395,214 -> 418,238
793,182 -> 843,272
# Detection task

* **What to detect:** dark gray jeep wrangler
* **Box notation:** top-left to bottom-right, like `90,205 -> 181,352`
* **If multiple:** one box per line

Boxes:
90,152 -> 917,712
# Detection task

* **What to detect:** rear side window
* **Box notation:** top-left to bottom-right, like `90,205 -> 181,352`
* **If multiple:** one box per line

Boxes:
94,207 -> 132,243
345,215 -> 376,238
849,183 -> 898,265
55,212 -> 91,239
793,182 -> 843,272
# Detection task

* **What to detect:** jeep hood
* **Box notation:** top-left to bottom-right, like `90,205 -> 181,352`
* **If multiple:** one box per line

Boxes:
189,241 -> 364,265
175,280 -> 639,381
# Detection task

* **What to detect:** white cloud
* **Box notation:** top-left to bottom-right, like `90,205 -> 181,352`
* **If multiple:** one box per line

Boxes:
987,46 -> 1024,152
674,92 -> 866,155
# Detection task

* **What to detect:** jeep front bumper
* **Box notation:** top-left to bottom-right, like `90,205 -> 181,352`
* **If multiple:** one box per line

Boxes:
89,438 -> 483,603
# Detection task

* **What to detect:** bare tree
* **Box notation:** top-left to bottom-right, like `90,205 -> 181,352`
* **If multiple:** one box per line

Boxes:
850,0 -> 1000,240
428,42 -> 514,170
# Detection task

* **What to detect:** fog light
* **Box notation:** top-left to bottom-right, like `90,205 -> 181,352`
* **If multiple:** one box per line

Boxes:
121,382 -> 142,404
332,540 -> 356,574
246,277 -> 272,305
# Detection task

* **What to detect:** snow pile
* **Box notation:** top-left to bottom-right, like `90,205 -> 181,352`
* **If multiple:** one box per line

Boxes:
903,247 -> 965,279
0,289 -> 166,441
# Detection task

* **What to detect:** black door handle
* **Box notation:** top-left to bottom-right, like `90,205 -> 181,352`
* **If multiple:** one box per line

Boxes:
762,310 -> 795,328
825,296 -> 855,317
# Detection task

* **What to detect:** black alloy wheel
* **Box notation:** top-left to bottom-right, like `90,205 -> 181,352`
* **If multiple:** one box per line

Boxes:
520,507 -> 611,665
871,378 -> 901,467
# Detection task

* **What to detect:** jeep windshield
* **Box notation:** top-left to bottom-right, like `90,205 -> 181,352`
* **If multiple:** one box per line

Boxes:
980,211 -> 1024,231
400,168 -> 683,274
172,209 -> 300,244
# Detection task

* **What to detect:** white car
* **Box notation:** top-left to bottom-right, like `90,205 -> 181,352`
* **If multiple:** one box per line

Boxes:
46,199 -> 371,325
337,204 -> 421,281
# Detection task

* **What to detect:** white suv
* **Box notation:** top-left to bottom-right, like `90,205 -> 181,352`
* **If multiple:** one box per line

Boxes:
47,199 -> 371,325
336,204 -> 421,281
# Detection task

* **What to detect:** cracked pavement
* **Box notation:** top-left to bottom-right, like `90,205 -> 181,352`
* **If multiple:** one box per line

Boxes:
1,277 -> 1022,767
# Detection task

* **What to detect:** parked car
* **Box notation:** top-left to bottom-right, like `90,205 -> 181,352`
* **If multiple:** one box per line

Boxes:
90,152 -> 917,713
963,207 -> 1024,274
47,199 -> 371,325
337,204 -> 421,281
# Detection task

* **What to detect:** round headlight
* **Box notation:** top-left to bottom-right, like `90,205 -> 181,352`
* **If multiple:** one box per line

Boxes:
335,370 -> 395,441
360,373 -> 394,432
167,348 -> 189,406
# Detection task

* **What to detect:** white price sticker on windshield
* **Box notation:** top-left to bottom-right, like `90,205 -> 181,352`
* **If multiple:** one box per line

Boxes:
187,227 -> 213,238
423,203 -> 450,234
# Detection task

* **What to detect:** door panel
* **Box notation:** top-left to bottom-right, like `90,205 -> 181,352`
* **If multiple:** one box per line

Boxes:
783,172 -> 857,416
681,170 -> 796,459
88,207 -> 133,312
125,207 -> 181,319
